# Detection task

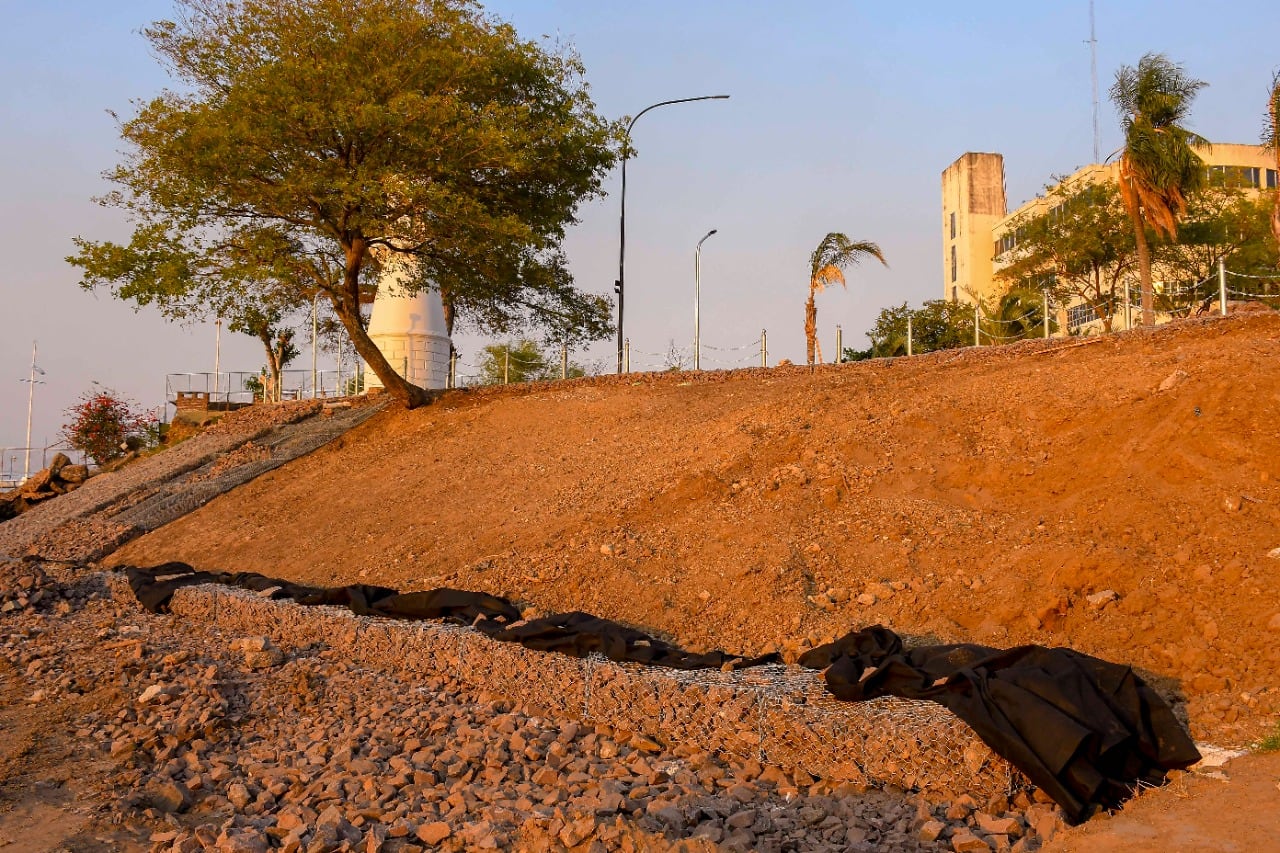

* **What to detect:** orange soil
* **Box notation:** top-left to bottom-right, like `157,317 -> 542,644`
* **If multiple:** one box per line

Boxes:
110,311 -> 1280,748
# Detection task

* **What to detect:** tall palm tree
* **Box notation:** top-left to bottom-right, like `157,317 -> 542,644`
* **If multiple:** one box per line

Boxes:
1265,70 -> 1280,256
1111,53 -> 1209,326
806,233 -> 886,366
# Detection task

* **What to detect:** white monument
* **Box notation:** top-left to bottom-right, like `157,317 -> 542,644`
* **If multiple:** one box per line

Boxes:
363,258 -> 452,391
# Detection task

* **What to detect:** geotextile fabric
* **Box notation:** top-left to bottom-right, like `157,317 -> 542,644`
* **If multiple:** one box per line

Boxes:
123,562 -> 777,670
799,626 -> 1202,823
123,563 -> 1199,823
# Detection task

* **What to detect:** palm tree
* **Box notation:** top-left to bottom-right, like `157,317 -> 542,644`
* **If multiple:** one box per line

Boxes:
1111,53 -> 1209,326
1265,70 -> 1280,256
806,233 -> 886,366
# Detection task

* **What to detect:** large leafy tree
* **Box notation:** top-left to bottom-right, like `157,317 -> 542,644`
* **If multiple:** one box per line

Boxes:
69,0 -> 619,408
996,181 -> 1136,333
1111,53 -> 1208,326
805,233 -> 886,366
1156,184 -> 1277,308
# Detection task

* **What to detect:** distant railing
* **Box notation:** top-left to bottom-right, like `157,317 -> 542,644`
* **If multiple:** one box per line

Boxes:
0,441 -> 87,488
165,369 -> 359,419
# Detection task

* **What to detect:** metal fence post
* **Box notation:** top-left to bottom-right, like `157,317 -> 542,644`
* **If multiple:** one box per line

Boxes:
503,350 -> 510,384
974,302 -> 980,347
561,343 -> 568,380
624,339 -> 630,374
835,325 -> 843,363
1043,291 -> 1050,338
761,330 -> 767,368
907,314 -> 913,356
1219,257 -> 1227,317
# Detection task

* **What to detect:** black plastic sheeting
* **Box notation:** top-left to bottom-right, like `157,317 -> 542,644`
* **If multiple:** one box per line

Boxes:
798,626 -> 1201,822
123,562 -> 1200,823
123,562 -> 779,671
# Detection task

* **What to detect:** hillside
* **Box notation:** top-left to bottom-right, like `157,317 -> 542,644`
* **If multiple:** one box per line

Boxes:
110,310 -> 1280,747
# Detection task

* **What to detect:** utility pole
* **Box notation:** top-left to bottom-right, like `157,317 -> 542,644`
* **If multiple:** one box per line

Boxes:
1088,0 -> 1100,163
22,341 -> 45,483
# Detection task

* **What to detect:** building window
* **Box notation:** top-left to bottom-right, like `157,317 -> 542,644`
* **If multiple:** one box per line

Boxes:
1268,169 -> 1278,189
950,212 -> 956,239
1066,303 -> 1097,329
950,245 -> 957,282
951,285 -> 958,302
1207,165 -> 1261,188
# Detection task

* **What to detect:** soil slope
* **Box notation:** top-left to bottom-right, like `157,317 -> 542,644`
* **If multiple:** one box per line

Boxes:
110,311 -> 1280,747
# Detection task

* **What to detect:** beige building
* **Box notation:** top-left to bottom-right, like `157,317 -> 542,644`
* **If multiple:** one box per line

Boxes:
941,144 -> 1277,312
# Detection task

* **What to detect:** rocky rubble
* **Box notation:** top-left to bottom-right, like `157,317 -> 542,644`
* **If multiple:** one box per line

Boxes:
1,559 -> 1069,852
0,453 -> 90,521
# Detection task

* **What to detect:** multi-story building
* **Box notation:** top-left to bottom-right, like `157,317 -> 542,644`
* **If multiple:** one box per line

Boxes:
941,144 -> 1277,313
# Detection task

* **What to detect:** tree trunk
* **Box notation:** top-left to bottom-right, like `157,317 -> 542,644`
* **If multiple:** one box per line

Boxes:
332,299 -> 430,408
255,330 -> 283,403
1126,202 -> 1155,326
804,291 -> 817,367
337,242 -> 431,409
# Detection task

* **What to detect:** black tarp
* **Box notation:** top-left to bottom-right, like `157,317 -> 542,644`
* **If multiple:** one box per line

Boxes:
123,562 -> 777,670
123,563 -> 1200,822
798,626 -> 1201,822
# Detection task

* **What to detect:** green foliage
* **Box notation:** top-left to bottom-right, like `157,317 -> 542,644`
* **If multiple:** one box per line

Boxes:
477,340 -> 584,385
68,0 -> 621,406
996,181 -> 1135,332
61,389 -> 157,466
1157,186 -> 1279,307
982,288 -> 1053,342
863,300 -> 972,358
1256,723 -> 1280,753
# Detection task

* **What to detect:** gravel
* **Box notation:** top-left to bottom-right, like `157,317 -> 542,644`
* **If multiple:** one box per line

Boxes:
2,559 -> 1068,852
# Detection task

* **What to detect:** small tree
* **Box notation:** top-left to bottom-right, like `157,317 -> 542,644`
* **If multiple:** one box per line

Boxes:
478,340 -> 548,385
1111,53 -> 1209,325
805,233 -> 887,366
62,389 -> 156,466
861,300 -> 971,358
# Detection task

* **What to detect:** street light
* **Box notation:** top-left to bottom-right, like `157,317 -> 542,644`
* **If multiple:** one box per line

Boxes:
21,340 -> 45,483
694,229 -> 717,370
615,94 -> 730,374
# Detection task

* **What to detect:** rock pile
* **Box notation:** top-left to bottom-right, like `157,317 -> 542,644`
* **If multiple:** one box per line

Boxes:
1,561 -> 1071,852
0,559 -> 61,613
0,453 -> 90,521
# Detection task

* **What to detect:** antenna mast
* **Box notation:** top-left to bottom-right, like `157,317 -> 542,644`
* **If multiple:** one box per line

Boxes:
1089,0 -> 1100,163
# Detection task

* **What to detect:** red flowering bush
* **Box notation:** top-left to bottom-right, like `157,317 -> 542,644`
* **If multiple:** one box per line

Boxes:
62,389 -> 157,466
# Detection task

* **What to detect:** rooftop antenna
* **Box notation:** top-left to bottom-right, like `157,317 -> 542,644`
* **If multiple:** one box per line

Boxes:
1088,0 -> 1100,163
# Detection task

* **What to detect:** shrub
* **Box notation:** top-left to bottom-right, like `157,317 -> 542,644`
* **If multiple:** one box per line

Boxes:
62,389 -> 157,466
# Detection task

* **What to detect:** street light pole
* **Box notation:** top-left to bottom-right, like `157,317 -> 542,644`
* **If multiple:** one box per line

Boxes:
311,294 -> 320,398
694,229 -> 717,370
22,340 -> 45,483
616,94 -> 730,374
214,318 -> 222,403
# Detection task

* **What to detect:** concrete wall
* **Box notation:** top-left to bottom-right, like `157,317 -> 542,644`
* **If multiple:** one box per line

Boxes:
941,153 -> 1007,305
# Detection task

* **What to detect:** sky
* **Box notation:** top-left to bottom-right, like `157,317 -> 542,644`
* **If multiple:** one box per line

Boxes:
1,0 -> 1276,472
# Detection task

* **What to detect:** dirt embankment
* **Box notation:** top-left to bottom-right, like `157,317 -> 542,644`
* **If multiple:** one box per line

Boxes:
110,311 -> 1280,746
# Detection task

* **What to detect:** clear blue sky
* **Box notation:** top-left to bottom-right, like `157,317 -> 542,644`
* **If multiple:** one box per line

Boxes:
1,1 -> 1275,462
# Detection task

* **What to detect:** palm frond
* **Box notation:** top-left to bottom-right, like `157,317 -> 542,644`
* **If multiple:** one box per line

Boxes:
808,232 -> 888,278
1264,69 -> 1280,150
